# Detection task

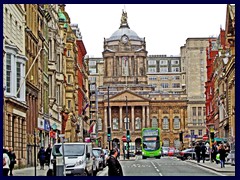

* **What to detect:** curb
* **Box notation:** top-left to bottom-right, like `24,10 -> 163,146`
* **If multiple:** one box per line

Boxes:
186,160 -> 235,173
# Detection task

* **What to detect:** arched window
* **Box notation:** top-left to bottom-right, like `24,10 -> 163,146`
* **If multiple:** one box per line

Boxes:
174,139 -> 180,149
162,117 -> 169,129
151,117 -> 158,128
97,118 -> 102,131
173,116 -> 180,129
113,118 -> 119,130
163,139 -> 170,147
135,117 -> 141,130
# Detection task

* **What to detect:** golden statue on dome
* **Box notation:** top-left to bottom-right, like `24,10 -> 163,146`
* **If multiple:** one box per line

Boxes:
121,9 -> 128,25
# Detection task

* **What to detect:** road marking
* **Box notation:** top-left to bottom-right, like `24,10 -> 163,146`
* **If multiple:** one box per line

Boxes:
151,161 -> 162,176
159,173 -> 163,176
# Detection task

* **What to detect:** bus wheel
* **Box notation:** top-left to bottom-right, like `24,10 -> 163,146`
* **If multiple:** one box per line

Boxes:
142,156 -> 146,159
156,156 -> 161,159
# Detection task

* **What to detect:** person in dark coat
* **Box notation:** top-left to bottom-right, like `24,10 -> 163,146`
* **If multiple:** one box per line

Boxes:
211,142 -> 218,164
38,147 -> 46,170
45,144 -> 52,166
107,148 -> 123,176
201,144 -> 207,163
194,143 -> 201,163
218,144 -> 226,168
7,147 -> 16,176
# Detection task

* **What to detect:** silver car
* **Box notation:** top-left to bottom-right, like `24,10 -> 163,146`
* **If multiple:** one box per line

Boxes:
161,147 -> 169,156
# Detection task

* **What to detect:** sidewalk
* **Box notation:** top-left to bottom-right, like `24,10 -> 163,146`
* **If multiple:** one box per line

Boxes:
186,160 -> 235,173
13,166 -> 48,176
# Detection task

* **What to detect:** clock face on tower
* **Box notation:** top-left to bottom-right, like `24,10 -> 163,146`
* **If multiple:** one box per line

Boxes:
121,35 -> 128,44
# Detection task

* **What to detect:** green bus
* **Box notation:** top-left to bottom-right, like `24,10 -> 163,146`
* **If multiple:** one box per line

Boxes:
141,128 -> 161,159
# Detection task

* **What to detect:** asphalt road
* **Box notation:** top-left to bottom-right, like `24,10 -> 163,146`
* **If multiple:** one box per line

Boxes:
119,156 -> 225,176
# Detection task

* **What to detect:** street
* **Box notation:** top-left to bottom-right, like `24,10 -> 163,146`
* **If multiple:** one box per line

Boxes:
13,156 -> 234,176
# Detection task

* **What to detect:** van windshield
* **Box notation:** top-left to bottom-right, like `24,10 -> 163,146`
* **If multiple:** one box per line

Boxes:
53,144 -> 85,156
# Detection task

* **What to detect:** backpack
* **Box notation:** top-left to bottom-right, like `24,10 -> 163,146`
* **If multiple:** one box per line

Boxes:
3,158 -> 6,166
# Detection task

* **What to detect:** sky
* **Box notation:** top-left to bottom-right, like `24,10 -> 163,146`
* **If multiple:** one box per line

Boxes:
65,4 -> 227,57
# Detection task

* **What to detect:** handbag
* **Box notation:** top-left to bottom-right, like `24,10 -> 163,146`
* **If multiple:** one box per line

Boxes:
3,158 -> 6,166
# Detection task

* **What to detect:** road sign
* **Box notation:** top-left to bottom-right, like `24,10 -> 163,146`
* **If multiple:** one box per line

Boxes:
122,135 -> 127,142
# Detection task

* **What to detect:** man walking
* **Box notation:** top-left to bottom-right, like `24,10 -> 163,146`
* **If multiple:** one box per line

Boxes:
107,148 -> 123,176
195,143 -> 201,163
201,143 -> 207,163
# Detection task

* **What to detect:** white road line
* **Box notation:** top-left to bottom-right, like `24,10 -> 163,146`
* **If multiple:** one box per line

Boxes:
159,173 -> 163,176
151,161 -> 162,176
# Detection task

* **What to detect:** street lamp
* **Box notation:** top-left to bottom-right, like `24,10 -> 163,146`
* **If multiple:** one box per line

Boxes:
107,86 -> 111,150
34,130 -> 36,176
125,96 -> 130,159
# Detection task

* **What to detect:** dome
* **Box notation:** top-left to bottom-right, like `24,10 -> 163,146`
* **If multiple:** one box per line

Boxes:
108,27 -> 141,41
58,9 -> 66,22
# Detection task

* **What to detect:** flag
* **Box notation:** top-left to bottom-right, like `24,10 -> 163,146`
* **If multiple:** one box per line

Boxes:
88,121 -> 96,133
82,103 -> 89,115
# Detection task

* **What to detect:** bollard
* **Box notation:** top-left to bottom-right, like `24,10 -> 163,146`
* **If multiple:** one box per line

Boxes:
56,156 -> 64,176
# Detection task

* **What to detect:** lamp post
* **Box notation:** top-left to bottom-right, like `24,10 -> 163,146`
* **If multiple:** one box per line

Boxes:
34,130 -> 36,176
125,96 -> 130,159
107,86 -> 111,150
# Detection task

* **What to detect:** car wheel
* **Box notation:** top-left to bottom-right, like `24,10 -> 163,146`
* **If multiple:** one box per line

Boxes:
187,155 -> 192,160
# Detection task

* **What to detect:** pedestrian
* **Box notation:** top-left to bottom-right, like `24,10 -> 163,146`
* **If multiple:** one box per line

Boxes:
38,147 -> 46,170
194,143 -> 201,163
3,147 -> 11,176
45,144 -> 52,166
218,144 -> 226,168
7,147 -> 16,176
211,142 -> 219,164
107,148 -> 123,176
201,143 -> 207,163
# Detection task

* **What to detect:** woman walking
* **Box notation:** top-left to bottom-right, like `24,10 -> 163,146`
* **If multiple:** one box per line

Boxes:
3,147 -> 10,176
38,147 -> 46,170
218,144 -> 226,168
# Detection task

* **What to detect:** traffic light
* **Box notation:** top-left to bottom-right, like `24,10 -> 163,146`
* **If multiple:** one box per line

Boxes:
210,132 -> 214,142
107,127 -> 111,142
126,129 -> 130,142
179,132 -> 183,142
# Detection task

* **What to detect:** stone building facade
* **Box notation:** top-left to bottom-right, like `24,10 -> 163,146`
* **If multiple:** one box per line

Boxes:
92,10 -> 188,150
3,4 -> 28,167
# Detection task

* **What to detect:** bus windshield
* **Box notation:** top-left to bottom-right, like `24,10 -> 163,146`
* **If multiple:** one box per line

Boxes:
143,141 -> 160,151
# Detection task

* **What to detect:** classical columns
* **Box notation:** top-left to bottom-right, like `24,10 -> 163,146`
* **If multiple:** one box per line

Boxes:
142,106 -> 145,128
146,106 -> 150,127
131,106 -> 134,132
119,106 -> 123,130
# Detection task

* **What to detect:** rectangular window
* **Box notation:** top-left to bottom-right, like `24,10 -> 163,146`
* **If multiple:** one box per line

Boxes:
160,60 -> 167,65
171,60 -> 179,65
163,118 -> 169,130
56,85 -> 60,104
68,75 -> 71,83
160,83 -> 169,88
173,76 -> 180,80
198,130 -> 202,136
49,75 -> 52,97
89,61 -> 96,66
113,118 -> 119,130
192,107 -> 196,116
149,77 -> 157,81
160,76 -> 168,80
198,119 -> 202,125
193,119 -> 197,125
172,67 -> 180,72
148,67 -> 156,73
49,40 -> 52,60
148,60 -> 156,65
68,100 -> 71,109
172,83 -> 180,88
160,67 -> 168,72
67,50 -> 70,57
190,130 -> 195,136
203,107 -> 206,116
56,54 -> 60,71
16,62 -> 21,98
6,54 -> 11,93
198,107 -> 202,116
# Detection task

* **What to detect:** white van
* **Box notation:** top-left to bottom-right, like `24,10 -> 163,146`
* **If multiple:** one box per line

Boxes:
48,142 -> 93,176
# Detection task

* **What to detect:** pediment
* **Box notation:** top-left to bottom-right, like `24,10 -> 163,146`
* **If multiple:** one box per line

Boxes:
109,90 -> 149,102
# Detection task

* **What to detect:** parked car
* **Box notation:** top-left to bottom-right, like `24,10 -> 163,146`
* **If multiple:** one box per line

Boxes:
102,149 -> 109,166
168,148 -> 175,156
161,147 -> 169,156
92,148 -> 105,170
92,150 -> 103,175
177,148 -> 196,160
177,148 -> 210,161
48,142 -> 94,176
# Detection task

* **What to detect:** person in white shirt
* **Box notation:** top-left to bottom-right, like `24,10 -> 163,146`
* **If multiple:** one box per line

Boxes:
3,147 -> 10,176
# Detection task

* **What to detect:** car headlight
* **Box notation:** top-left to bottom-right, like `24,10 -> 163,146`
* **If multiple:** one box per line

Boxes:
76,160 -> 84,166
142,152 -> 145,155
